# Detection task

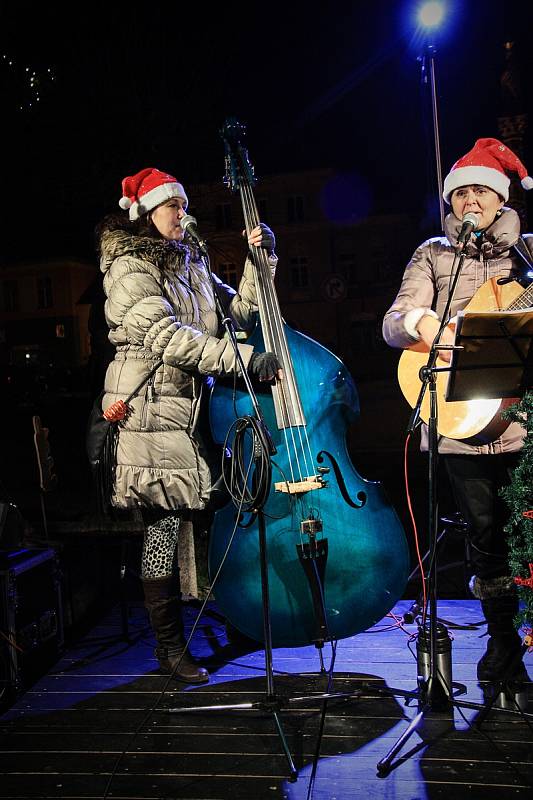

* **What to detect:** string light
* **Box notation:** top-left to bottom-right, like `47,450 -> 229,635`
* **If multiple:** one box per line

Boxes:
2,53 -> 56,112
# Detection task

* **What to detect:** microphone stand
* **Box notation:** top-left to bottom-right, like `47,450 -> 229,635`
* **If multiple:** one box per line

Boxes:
167,240 -> 399,783
377,237 -> 479,773
166,244 -> 297,780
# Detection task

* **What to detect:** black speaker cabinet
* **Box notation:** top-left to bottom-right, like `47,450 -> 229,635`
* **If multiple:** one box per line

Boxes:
0,548 -> 64,696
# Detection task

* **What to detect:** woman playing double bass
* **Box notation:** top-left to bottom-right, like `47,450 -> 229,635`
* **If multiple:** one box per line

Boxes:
95,166 -> 281,683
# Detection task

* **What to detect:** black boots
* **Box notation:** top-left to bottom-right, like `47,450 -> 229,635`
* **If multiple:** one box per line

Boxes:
142,575 -> 209,684
478,596 -> 529,683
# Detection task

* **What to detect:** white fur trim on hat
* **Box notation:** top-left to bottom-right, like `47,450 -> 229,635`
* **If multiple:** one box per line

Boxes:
128,181 -> 188,221
443,166 -> 510,203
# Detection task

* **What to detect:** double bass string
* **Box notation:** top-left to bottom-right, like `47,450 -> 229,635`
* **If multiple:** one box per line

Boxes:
238,185 -> 309,482
240,183 -> 317,488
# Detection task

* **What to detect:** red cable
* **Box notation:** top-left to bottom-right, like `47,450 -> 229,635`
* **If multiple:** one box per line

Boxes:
404,432 -> 427,621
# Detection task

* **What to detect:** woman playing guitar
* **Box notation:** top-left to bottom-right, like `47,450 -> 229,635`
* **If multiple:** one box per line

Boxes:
383,137 -> 533,687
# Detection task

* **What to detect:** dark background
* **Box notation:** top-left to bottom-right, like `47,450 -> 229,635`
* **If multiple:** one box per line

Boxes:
1,0 -> 532,609
1,0 -> 533,261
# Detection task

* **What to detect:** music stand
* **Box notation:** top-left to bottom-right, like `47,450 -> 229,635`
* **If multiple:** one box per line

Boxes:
446,308 -> 533,401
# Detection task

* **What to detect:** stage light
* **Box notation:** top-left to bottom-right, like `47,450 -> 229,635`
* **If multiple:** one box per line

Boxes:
418,1 -> 445,30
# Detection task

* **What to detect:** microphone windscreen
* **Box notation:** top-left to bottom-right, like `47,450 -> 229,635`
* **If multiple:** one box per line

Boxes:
462,212 -> 480,229
179,214 -> 197,232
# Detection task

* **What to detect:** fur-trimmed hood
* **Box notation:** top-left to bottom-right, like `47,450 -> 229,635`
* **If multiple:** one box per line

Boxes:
99,220 -> 190,276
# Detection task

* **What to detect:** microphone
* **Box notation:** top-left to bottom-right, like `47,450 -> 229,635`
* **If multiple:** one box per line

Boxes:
456,212 -> 480,250
179,214 -> 208,252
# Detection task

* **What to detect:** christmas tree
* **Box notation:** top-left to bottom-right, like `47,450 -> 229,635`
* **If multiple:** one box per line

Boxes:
501,391 -> 533,628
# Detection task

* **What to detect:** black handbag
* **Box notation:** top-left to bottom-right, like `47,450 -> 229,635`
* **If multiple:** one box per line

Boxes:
86,361 -> 163,513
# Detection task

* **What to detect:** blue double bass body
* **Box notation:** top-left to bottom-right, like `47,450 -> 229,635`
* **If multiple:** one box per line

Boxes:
207,118 -> 409,648
209,323 -> 410,647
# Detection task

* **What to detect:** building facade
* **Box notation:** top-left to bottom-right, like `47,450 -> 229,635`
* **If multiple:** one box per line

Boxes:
0,257 -> 97,372
188,167 -> 417,377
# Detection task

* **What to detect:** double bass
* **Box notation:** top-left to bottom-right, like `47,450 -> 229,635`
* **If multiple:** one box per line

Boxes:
208,119 -> 410,647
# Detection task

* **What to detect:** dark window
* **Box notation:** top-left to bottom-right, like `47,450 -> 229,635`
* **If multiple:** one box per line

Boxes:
218,262 -> 238,289
215,203 -> 233,230
339,253 -> 357,286
287,195 -> 304,223
340,252 -> 374,285
37,276 -> 53,309
289,256 -> 308,288
3,280 -> 19,311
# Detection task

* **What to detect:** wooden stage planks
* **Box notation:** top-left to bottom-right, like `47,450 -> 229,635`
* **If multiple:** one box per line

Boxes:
0,599 -> 532,799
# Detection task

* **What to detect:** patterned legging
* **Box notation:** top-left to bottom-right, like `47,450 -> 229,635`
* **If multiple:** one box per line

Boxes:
141,512 -> 181,579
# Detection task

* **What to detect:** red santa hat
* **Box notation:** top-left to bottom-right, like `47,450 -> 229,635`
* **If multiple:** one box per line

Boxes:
443,137 -> 533,203
118,167 -> 188,220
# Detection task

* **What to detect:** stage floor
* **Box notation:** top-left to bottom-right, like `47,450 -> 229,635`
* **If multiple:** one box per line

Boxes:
1,599 -> 532,799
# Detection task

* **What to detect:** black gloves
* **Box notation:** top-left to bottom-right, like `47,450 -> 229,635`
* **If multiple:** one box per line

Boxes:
248,352 -> 283,382
257,223 -> 276,254
247,223 -> 276,255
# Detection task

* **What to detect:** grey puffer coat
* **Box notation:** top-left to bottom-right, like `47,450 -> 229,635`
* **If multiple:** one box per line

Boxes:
99,222 -> 276,511
383,207 -> 533,455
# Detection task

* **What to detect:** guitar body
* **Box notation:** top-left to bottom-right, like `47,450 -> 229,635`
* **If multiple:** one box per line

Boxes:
397,278 -> 524,442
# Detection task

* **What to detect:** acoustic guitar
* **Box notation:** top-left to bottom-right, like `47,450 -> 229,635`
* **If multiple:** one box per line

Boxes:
397,276 -> 533,442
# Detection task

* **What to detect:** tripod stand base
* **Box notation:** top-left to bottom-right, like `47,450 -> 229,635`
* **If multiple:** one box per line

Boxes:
168,694 -> 299,780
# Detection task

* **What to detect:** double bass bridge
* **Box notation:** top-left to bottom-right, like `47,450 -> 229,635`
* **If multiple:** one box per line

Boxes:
274,474 -> 328,495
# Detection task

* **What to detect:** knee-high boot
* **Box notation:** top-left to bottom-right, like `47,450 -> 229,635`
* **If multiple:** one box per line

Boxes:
142,575 -> 209,684
477,595 -> 529,683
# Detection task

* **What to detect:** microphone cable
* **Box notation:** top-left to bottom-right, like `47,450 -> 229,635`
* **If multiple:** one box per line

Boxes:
403,431 -> 428,624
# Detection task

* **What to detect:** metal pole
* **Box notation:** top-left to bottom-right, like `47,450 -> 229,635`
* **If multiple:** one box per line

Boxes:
427,44 -> 446,232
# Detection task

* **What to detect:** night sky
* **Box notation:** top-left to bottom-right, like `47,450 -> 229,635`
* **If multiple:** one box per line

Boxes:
2,0 -> 533,262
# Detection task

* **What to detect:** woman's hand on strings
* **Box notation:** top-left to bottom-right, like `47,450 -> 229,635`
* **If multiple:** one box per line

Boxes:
244,223 -> 276,254
248,351 -> 284,382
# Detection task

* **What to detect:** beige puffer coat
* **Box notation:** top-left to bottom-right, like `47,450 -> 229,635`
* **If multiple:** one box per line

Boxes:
99,222 -> 276,511
383,207 -> 533,454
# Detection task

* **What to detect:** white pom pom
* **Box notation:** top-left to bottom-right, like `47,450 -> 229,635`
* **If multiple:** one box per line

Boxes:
119,196 -> 132,210
521,176 -> 533,191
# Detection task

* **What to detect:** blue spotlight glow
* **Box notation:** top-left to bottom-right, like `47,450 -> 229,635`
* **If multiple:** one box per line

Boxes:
418,1 -> 445,29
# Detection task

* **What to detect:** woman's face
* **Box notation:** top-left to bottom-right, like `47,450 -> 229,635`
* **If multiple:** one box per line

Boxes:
150,197 -> 187,241
450,184 -> 504,231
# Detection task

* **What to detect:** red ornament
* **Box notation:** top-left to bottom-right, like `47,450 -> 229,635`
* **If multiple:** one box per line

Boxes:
523,510 -> 533,520
514,563 -> 533,590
